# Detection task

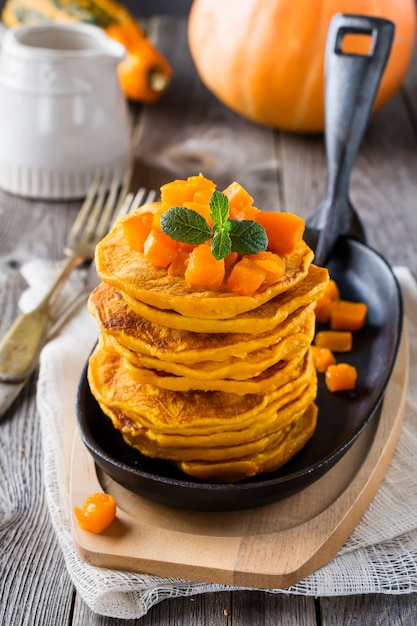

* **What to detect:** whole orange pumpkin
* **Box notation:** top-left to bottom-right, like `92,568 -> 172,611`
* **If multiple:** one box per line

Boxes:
187,0 -> 416,132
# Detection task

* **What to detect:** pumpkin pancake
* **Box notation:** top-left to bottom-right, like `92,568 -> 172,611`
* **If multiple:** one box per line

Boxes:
100,388 -> 315,462
96,397 -> 317,483
119,263 -> 328,334
88,282 -> 317,362
88,344 -> 273,430
95,213 -> 315,319
101,311 -> 314,380
91,348 -> 316,453
87,343 -> 314,434
122,335 -> 312,393
117,373 -> 316,451
176,404 -> 318,482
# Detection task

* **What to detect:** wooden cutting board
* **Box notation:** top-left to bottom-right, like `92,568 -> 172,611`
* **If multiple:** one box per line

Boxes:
70,326 -> 408,589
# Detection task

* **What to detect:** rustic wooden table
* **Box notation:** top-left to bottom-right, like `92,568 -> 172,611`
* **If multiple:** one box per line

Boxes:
2,15 -> 417,625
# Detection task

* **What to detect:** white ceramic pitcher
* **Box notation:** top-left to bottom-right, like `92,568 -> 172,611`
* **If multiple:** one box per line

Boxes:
0,22 -> 132,198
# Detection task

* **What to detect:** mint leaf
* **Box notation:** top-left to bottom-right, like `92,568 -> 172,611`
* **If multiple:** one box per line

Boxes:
159,193 -> 268,262
211,229 -> 232,260
213,219 -> 231,234
209,190 -> 229,226
160,207 -> 211,244
229,220 -> 268,255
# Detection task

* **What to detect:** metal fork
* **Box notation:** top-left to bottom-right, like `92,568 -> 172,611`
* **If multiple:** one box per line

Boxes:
0,185 -> 158,415
0,170 -> 133,383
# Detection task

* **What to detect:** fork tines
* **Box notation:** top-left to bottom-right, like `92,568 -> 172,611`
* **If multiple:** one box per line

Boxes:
115,187 -> 158,222
67,169 -> 132,247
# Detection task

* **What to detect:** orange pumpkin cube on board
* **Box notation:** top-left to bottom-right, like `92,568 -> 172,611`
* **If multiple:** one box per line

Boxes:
325,363 -> 358,392
254,211 -> 305,256
185,244 -> 225,288
74,492 -> 116,534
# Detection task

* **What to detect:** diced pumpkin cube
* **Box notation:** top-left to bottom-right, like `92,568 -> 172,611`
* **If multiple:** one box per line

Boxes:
311,346 -> 336,373
185,243 -> 225,288
186,174 -> 215,187
224,251 -> 239,275
160,174 -> 215,206
229,204 -> 260,220
254,211 -> 305,256
74,492 -> 117,534
325,363 -> 358,392
222,182 -> 259,220
314,330 -> 353,352
177,241 -> 195,253
122,211 -> 153,252
151,202 -> 174,229
183,201 -> 214,226
143,228 -> 178,268
250,250 -> 286,288
168,249 -> 189,277
330,300 -> 368,331
193,188 -> 215,204
227,257 -> 266,296
250,251 -> 285,277
223,181 -> 254,210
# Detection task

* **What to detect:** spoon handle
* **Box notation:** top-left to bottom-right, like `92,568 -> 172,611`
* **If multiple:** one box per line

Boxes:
314,13 -> 394,266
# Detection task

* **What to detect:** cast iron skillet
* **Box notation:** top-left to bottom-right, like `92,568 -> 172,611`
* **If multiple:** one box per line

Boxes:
76,14 -> 403,512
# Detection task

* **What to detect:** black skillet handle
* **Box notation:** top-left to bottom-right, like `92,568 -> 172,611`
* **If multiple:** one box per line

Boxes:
312,14 -> 395,266
324,14 -> 394,202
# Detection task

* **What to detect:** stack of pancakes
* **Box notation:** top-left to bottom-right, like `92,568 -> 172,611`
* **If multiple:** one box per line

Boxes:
87,200 -> 329,483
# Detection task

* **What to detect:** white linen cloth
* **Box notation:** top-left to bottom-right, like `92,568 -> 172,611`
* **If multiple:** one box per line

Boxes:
19,260 -> 417,618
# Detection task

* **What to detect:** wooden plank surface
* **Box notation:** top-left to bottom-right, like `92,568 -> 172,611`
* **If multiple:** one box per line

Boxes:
1,14 -> 417,625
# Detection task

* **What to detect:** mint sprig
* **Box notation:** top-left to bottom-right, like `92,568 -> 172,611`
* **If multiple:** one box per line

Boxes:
160,191 -> 268,260
209,189 -> 229,226
159,206 -> 211,244
229,219 -> 268,255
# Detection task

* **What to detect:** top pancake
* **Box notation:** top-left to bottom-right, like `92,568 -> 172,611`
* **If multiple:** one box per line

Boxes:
119,263 -> 328,334
95,214 -> 315,320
